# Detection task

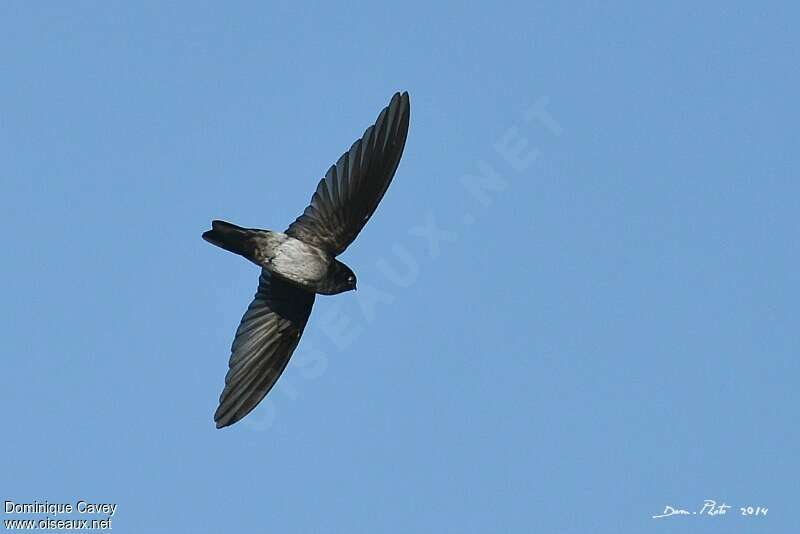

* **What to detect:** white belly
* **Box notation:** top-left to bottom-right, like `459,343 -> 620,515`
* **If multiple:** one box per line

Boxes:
269,236 -> 330,285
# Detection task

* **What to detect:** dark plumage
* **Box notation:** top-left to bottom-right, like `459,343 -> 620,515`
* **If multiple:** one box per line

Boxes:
203,92 -> 410,428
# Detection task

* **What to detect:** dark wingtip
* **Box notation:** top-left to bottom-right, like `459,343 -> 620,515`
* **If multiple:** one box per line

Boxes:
392,91 -> 410,104
393,92 -> 410,119
214,408 -> 233,429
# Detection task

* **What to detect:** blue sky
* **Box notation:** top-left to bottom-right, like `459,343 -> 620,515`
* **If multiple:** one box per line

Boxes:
1,2 -> 798,533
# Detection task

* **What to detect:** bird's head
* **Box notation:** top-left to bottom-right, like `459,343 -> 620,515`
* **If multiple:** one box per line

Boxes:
318,259 -> 357,295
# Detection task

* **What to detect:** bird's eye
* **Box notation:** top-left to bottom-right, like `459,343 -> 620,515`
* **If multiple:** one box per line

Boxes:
347,275 -> 355,285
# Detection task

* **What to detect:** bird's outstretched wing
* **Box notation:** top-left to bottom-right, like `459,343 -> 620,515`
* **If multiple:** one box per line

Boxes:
214,269 -> 315,428
285,91 -> 410,256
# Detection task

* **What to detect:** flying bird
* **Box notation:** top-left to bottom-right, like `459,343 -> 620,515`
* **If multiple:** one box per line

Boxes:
203,92 -> 410,428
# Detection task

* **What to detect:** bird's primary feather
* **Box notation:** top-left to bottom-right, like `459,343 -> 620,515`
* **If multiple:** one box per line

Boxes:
214,270 -> 315,428
285,91 -> 410,256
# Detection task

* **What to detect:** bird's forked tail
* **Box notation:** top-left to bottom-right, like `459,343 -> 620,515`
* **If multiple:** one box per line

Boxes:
202,220 -> 260,259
